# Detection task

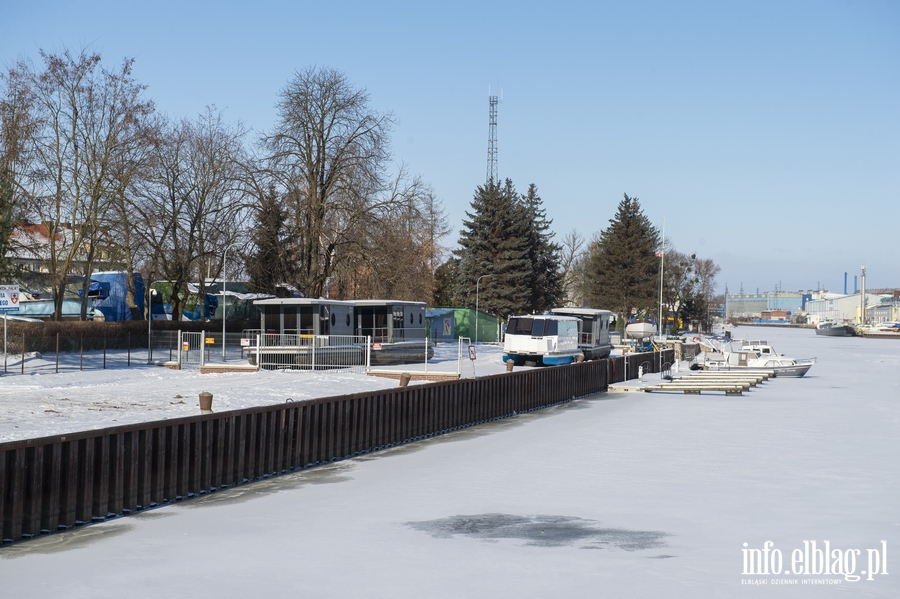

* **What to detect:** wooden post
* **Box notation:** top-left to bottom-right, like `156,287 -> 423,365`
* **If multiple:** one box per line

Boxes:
127,332 -> 131,366
56,333 -> 60,373
21,331 -> 25,374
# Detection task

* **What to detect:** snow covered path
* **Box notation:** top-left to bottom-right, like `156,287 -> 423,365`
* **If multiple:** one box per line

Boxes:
1,327 -> 898,597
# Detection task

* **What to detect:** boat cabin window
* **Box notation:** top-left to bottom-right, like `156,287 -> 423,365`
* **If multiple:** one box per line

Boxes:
506,317 -> 534,336
544,320 -> 558,336
508,316 -> 569,338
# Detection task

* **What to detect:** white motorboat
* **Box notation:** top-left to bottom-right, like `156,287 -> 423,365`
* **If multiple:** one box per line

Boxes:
697,340 -> 816,377
624,317 -> 656,340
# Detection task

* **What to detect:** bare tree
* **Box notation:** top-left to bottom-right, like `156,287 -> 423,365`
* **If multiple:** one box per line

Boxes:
263,66 -> 395,297
333,171 -> 449,302
1,48 -> 153,319
558,229 -> 586,306
133,108 -> 248,320
0,61 -> 37,278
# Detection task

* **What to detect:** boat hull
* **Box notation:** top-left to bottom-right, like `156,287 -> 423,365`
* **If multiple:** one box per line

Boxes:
502,351 -> 581,367
625,321 -> 656,339
702,362 -> 813,378
370,341 -> 435,365
580,343 -> 613,361
815,325 -> 854,337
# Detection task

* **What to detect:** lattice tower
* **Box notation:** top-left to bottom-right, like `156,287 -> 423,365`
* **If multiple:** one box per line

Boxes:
487,95 -> 498,184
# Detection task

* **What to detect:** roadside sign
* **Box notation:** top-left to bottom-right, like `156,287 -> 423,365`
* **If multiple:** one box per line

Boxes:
182,341 -> 190,352
0,285 -> 20,312
240,338 -> 250,347
373,342 -> 382,350
468,345 -> 477,360
205,337 -> 215,345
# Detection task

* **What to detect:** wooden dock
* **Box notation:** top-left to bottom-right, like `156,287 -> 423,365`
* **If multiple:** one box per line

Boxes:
640,370 -> 774,396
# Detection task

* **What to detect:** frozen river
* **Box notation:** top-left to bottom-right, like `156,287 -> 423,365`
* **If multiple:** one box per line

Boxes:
1,326 -> 898,597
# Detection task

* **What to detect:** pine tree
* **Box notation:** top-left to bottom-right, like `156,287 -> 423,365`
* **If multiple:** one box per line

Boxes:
589,193 -> 660,327
245,186 -> 296,294
519,183 -> 563,313
454,179 -> 531,320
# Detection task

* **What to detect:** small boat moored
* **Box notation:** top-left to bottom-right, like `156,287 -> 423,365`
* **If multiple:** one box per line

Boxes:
502,314 -> 582,366
697,340 -> 816,377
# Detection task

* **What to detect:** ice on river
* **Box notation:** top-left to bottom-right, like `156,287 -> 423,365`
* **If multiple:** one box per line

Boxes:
1,326 -> 898,598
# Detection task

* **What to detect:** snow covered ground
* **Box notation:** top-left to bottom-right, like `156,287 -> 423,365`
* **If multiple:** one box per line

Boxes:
1,326 -> 898,598
0,341 -> 509,442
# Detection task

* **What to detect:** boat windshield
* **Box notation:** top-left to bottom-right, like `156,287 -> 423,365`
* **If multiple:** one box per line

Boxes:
506,317 -> 534,335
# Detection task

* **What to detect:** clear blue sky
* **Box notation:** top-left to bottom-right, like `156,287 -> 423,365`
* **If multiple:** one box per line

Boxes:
4,0 -> 898,293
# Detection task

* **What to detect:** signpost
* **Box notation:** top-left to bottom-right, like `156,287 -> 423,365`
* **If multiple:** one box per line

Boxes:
0,285 -> 21,373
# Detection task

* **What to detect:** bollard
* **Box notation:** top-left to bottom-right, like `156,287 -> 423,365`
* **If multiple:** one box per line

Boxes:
505,360 -> 514,372
399,372 -> 411,387
199,391 -> 214,414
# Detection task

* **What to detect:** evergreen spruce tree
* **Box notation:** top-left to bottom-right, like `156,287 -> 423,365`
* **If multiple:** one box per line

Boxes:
589,193 -> 660,328
0,166 -> 19,279
454,179 -> 531,320
245,187 -> 297,294
519,183 -> 563,313
432,257 -> 460,307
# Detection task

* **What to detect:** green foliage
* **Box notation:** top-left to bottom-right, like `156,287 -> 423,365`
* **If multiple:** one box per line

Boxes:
519,184 -> 563,313
245,185 -> 296,294
452,180 -> 565,319
0,166 -> 19,279
589,194 -> 660,326
453,180 -> 531,320
432,257 -> 460,307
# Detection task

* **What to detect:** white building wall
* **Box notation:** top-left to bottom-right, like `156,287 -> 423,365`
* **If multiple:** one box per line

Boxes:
805,293 -> 888,324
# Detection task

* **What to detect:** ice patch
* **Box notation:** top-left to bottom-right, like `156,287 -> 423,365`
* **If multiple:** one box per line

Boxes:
406,514 -> 669,550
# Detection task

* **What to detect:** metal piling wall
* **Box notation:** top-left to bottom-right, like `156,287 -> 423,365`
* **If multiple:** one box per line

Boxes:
0,349 -> 672,544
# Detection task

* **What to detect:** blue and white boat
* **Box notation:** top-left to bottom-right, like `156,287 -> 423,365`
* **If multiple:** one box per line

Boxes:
502,314 -> 582,366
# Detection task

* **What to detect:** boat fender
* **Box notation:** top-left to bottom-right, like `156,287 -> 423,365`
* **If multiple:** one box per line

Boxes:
692,336 -> 701,342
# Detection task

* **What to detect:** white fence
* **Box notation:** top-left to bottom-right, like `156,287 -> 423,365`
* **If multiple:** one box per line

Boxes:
150,331 -> 371,373
248,334 -> 370,373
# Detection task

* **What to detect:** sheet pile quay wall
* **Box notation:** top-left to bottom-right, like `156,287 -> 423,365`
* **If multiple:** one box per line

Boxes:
0,349 -> 673,544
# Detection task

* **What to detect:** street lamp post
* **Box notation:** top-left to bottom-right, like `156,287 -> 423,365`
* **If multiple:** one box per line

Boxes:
475,274 -> 495,345
222,243 -> 239,361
